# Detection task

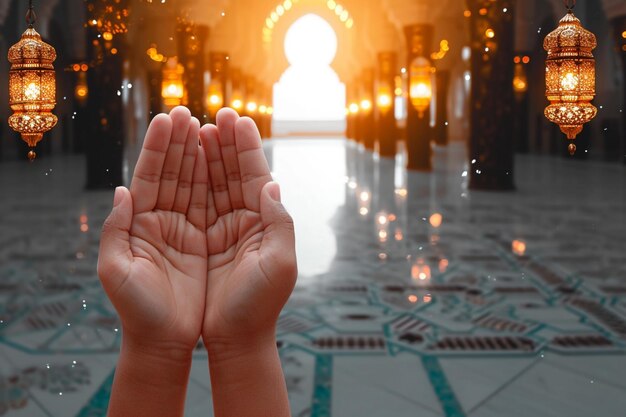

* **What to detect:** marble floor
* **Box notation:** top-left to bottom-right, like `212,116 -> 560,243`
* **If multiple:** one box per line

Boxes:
1,138 -> 626,416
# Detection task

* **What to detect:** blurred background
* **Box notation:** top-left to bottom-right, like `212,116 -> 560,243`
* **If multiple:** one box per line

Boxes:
0,0 -> 625,416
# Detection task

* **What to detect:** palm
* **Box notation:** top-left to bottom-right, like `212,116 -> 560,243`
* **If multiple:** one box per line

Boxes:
99,108 -> 208,350
198,111 -> 296,342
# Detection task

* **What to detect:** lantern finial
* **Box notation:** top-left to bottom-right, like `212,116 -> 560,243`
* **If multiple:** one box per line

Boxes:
544,7 -> 596,155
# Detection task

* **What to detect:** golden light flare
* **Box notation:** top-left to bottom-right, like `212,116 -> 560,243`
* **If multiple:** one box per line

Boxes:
264,0 -> 353,43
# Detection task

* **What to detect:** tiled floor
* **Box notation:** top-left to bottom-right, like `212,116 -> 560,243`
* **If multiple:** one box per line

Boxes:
1,138 -> 625,416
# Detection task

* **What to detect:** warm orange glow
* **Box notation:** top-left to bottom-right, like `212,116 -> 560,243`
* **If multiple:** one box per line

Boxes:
395,188 -> 407,197
409,57 -> 433,116
360,99 -> 372,112
485,28 -> 495,38
463,10 -> 471,17
408,295 -> 418,303
438,258 -> 449,273
348,102 -> 359,114
161,58 -> 185,107
80,224 -> 89,233
75,85 -> 88,98
423,295 -> 432,303
246,102 -> 258,113
411,260 -> 431,281
429,213 -> 443,228
512,239 -> 526,256
377,91 -> 392,113
103,31 -> 113,41
231,98 -> 243,110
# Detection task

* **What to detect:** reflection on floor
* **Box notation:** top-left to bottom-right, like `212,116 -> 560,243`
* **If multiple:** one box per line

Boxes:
1,139 -> 626,416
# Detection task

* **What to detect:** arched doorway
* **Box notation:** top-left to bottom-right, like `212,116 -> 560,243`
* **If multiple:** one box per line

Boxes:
273,13 -> 345,135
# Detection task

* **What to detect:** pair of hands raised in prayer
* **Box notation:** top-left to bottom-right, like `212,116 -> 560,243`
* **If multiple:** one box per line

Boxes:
98,107 -> 296,417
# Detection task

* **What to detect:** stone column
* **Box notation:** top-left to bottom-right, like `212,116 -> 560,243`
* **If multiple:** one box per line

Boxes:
376,52 -> 398,158
208,51 -> 229,123
177,23 -> 209,120
84,1 -> 128,189
610,16 -> 626,164
434,70 -> 450,146
512,53 -> 531,153
361,67 -> 376,151
466,0 -> 516,190
404,24 -> 434,171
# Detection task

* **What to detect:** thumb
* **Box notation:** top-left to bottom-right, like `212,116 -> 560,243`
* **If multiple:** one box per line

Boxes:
98,186 -> 133,295
259,182 -> 297,286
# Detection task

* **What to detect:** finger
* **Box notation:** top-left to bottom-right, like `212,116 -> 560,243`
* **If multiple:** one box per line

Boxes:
258,182 -> 297,295
216,108 -> 244,209
235,117 -> 272,212
188,144 -> 209,230
156,106 -> 192,211
98,187 -> 134,296
130,114 -> 173,213
200,124 -> 232,217
172,117 -> 200,215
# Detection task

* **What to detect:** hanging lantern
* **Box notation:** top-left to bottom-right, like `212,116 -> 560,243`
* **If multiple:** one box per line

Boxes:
409,56 -> 433,117
74,70 -> 89,105
512,56 -> 529,99
161,57 -> 185,107
207,78 -> 224,114
376,81 -> 393,114
8,1 -> 57,161
544,1 -> 597,156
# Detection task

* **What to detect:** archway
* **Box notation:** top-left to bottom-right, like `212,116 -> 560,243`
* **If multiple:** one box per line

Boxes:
273,13 -> 345,135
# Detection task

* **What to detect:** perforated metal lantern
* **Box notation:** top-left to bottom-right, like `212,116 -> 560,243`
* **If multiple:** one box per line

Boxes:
544,11 -> 597,156
8,26 -> 57,160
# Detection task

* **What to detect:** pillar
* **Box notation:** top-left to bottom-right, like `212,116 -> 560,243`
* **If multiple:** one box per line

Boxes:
404,24 -> 434,171
177,23 -> 209,120
434,70 -> 450,146
512,53 -> 531,153
209,51 -> 229,123
376,52 -> 398,158
611,16 -> 626,164
84,2 -> 127,189
229,67 -> 244,113
361,68 -> 376,151
466,0 -> 516,190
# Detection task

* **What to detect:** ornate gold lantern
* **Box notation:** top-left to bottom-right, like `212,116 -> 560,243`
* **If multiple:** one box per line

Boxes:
161,57 -> 185,107
8,1 -> 57,161
544,1 -> 597,156
409,56 -> 433,117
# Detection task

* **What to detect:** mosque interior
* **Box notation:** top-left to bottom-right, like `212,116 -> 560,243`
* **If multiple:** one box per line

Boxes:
0,0 -> 625,416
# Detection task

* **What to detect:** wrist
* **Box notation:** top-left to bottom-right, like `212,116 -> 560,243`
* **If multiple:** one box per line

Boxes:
118,333 -> 193,386
205,329 -> 277,364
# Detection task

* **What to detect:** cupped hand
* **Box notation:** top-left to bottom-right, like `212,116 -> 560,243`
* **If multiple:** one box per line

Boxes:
98,107 -> 208,353
199,109 -> 297,346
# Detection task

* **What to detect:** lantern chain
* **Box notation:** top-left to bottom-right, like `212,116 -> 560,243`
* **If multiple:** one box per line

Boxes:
25,0 -> 37,27
563,0 -> 575,12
